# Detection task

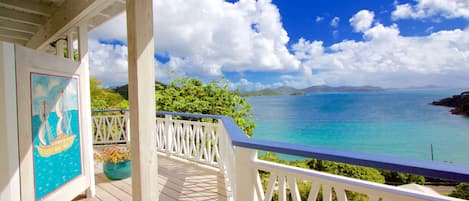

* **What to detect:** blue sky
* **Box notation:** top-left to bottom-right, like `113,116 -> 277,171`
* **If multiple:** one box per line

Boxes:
272,0 -> 467,45
88,0 -> 469,90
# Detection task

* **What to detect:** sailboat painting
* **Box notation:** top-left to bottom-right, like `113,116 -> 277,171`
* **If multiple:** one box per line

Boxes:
31,73 -> 82,201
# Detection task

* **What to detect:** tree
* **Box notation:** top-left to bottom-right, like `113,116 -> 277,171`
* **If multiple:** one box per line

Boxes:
112,81 -> 166,100
380,170 -> 425,185
155,77 -> 255,137
90,77 -> 128,110
450,183 -> 469,199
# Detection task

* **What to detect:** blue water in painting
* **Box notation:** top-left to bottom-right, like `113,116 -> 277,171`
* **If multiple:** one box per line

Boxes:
248,89 -> 469,165
32,110 -> 81,200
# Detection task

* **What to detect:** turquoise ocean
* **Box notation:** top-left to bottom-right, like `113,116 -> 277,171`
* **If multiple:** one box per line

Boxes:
248,89 -> 469,165
32,110 -> 81,200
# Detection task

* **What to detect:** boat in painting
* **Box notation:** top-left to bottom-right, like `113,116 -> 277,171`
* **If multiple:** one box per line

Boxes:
36,90 -> 75,157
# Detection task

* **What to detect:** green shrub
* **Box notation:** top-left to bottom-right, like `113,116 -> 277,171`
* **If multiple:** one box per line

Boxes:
450,183 -> 469,199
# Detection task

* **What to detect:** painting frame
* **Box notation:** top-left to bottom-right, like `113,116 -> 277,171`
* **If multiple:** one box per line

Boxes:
30,72 -> 83,200
16,45 -> 93,201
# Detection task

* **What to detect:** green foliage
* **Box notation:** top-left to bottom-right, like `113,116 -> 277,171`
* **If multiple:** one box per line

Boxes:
62,46 -> 78,60
380,170 -> 425,185
306,158 -> 384,201
155,77 -> 255,137
450,183 -> 469,199
258,152 -> 289,164
113,82 -> 166,100
306,159 -> 385,183
90,77 -> 128,110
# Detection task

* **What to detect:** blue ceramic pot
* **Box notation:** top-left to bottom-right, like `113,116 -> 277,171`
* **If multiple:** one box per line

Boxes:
103,160 -> 131,180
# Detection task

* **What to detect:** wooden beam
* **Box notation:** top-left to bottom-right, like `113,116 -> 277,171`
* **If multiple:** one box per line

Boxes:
0,7 -> 45,26
0,28 -> 32,40
26,0 -> 116,50
0,35 -> 26,45
0,0 -> 53,17
126,0 -> 158,200
97,12 -> 111,18
0,20 -> 38,34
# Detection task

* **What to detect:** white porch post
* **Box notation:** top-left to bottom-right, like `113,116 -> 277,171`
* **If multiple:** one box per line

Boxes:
67,32 -> 74,60
56,39 -> 65,57
165,115 -> 173,156
0,42 -> 20,201
126,0 -> 158,200
78,23 -> 96,198
235,147 -> 258,201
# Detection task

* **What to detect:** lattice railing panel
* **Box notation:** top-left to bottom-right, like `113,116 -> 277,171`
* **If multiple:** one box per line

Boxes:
254,159 -> 457,201
155,117 -> 220,167
92,114 -> 129,145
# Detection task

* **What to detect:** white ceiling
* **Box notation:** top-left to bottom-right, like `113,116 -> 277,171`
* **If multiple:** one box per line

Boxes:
0,0 -> 125,49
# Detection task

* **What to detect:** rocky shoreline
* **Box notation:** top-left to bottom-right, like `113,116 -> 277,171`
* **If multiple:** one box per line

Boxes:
432,91 -> 469,116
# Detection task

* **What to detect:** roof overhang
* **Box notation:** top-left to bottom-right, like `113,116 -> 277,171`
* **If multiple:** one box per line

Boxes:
0,0 -> 125,51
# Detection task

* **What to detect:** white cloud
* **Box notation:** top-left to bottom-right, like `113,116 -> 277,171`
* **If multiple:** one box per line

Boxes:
34,85 -> 47,97
332,30 -> 339,38
363,23 -> 400,41
292,38 -> 324,60
48,79 -> 59,90
349,10 -> 375,32
229,78 -> 283,91
90,0 -> 300,81
88,0 -> 469,89
330,16 -> 340,27
88,40 -> 129,86
292,24 -> 469,88
392,0 -> 469,20
425,26 -> 435,33
315,16 -> 324,23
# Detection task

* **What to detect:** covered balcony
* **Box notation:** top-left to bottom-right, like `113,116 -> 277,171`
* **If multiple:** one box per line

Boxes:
82,110 -> 469,201
1,0 -> 469,201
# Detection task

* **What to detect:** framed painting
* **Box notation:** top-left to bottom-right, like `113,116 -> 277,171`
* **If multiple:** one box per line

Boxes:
16,45 -> 93,201
30,73 -> 82,200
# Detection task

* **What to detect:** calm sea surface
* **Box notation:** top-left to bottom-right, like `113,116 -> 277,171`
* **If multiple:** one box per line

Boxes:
33,110 -> 81,200
248,89 -> 469,165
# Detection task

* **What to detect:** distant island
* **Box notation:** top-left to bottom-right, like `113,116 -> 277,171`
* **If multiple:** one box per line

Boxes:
237,85 -> 385,96
432,91 -> 469,116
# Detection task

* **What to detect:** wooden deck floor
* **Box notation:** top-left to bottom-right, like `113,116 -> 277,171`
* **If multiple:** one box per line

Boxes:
75,154 -> 228,201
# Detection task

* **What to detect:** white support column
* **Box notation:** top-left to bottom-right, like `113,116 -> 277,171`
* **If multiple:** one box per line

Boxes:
67,32 -> 74,60
78,24 -> 96,198
0,42 -> 20,201
125,111 -> 130,143
126,0 -> 158,200
165,115 -> 172,156
234,146 -> 258,201
56,39 -> 65,58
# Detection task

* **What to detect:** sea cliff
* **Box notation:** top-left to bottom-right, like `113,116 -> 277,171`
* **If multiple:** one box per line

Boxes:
432,91 -> 469,116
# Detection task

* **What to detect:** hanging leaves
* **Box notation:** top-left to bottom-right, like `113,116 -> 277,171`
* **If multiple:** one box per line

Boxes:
155,77 -> 255,137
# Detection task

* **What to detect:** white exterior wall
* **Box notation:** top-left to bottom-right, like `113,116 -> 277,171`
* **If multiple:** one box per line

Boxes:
0,42 -> 20,201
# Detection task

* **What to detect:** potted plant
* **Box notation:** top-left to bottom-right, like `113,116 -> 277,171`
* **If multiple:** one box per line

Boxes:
94,145 -> 131,180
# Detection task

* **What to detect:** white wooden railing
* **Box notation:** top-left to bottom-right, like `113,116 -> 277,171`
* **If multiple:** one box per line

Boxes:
92,112 -> 129,145
92,111 -> 466,201
155,115 -> 220,167
253,159 -> 462,201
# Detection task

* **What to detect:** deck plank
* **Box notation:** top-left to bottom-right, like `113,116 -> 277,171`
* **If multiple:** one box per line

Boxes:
76,153 -> 228,201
